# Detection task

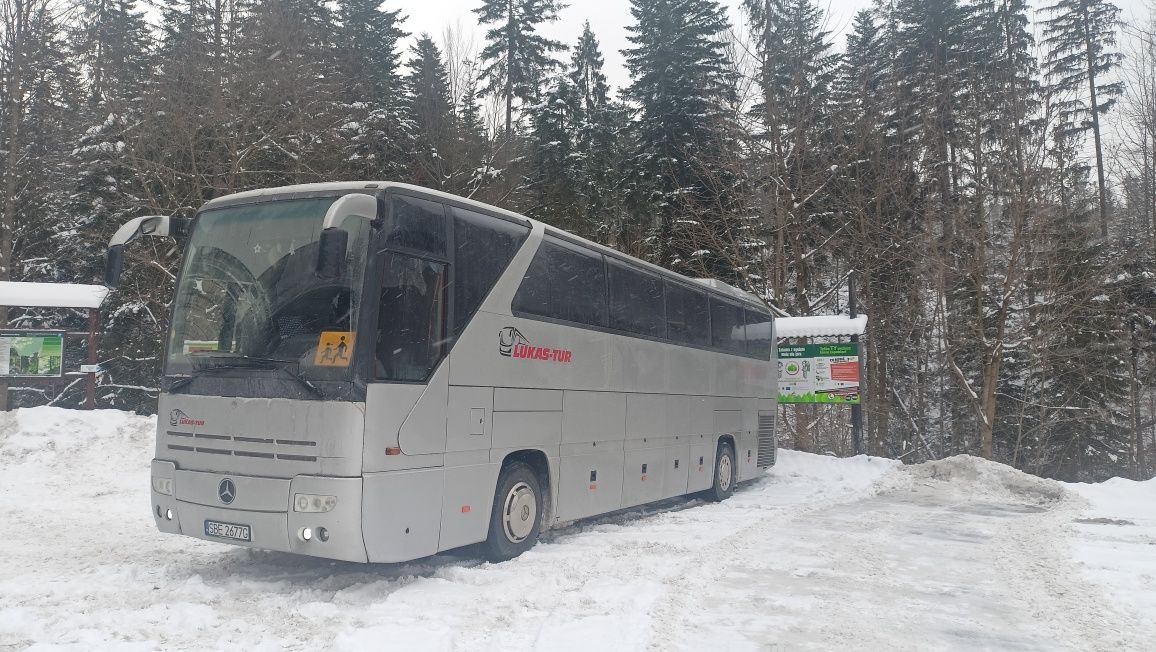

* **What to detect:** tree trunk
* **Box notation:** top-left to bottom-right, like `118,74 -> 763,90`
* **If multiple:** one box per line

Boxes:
1082,4 -> 1110,238
1,1 -> 34,411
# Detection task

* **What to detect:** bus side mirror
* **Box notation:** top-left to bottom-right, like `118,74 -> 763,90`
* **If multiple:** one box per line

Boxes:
169,217 -> 191,240
315,193 -> 376,280
105,245 -> 126,287
316,228 -> 349,280
104,214 -> 177,289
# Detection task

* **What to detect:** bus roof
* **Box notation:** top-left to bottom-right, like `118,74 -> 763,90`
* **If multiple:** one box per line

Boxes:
201,182 -> 772,313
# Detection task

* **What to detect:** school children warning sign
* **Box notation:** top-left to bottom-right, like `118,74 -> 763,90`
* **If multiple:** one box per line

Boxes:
314,331 -> 355,367
777,343 -> 860,405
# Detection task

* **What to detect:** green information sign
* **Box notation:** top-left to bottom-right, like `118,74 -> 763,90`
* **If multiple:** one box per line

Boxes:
778,342 -> 860,404
0,331 -> 64,378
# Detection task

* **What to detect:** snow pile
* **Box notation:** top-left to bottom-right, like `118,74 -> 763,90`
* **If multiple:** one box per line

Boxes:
1,407 -> 1154,650
757,449 -> 899,504
891,454 -> 1068,507
0,406 -> 154,464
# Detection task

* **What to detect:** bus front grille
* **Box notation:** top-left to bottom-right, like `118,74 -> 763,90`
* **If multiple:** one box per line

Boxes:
756,413 -> 776,467
164,430 -> 319,466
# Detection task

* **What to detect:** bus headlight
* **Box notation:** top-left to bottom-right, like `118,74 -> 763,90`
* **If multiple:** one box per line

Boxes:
152,477 -> 173,496
293,494 -> 337,513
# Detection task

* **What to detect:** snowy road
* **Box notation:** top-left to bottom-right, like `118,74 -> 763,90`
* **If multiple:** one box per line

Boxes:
1,408 -> 1154,651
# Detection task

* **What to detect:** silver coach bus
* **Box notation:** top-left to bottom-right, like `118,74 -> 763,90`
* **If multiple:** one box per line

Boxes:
106,182 -> 778,563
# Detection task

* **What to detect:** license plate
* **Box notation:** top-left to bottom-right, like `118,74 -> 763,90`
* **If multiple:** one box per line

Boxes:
204,519 -> 251,542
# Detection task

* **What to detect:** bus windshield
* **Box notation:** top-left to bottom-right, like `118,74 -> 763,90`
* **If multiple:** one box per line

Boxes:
165,197 -> 371,378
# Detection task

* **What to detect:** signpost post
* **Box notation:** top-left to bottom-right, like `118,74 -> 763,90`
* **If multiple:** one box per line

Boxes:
849,272 -> 864,455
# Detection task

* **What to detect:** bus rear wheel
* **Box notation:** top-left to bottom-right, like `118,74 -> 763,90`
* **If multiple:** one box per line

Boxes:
705,442 -> 736,502
484,461 -> 542,562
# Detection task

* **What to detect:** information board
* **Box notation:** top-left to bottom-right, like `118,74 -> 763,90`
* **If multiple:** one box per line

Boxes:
0,331 -> 64,378
777,342 -> 860,404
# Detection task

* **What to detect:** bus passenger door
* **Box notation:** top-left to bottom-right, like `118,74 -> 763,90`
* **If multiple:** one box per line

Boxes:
362,194 -> 453,562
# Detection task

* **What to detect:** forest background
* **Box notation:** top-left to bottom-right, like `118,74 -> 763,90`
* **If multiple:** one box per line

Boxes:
0,0 -> 1153,482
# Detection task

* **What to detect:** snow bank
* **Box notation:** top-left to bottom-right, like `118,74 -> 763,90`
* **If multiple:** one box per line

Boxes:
1065,476 -> 1156,631
891,454 -> 1068,506
0,405 -> 154,465
1,407 -> 1154,650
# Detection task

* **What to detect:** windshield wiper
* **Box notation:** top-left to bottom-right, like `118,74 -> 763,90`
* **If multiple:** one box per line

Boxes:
171,355 -> 326,398
189,353 -> 288,371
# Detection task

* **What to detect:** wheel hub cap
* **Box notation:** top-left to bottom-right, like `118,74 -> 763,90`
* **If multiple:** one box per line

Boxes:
503,481 -> 537,544
720,456 -> 732,491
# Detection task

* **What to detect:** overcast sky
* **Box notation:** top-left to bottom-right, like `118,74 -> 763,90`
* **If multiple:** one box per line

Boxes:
399,0 -> 1153,93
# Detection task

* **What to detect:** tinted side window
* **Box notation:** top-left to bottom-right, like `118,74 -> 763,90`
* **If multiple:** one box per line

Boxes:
375,253 -> 448,382
665,281 -> 709,346
512,239 -> 607,327
744,309 -> 773,360
386,195 -> 447,256
710,298 -> 746,353
451,207 -> 530,337
608,261 -> 664,337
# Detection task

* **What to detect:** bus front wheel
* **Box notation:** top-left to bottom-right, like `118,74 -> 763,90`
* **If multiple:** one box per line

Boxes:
484,461 -> 542,562
706,442 -> 736,502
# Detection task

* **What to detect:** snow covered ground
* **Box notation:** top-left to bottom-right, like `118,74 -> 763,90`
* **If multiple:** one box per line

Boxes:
1,407 -> 1154,651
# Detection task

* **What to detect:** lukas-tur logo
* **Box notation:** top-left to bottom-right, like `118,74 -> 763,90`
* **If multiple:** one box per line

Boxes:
169,409 -> 205,428
498,326 -> 573,364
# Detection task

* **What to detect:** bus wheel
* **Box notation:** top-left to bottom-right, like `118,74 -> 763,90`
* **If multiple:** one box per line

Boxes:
706,442 -> 736,502
484,461 -> 542,562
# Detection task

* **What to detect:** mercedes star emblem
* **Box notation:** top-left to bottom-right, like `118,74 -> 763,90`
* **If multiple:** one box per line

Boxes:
218,478 -> 236,505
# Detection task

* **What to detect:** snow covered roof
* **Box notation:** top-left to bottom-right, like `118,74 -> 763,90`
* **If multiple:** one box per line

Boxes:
0,281 -> 109,309
776,315 -> 868,339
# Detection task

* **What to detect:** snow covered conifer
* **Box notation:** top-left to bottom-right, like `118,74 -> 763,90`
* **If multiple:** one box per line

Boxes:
623,0 -> 739,277
474,0 -> 567,140
568,22 -> 627,245
1041,0 -> 1124,238
334,0 -> 411,181
407,34 -> 457,189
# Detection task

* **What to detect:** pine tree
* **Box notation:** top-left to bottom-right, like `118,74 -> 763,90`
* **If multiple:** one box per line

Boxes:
455,71 -> 496,197
948,0 -> 1043,460
474,0 -> 566,140
742,0 -> 837,310
335,0 -> 410,181
145,0 -> 233,200
66,0 -> 154,288
525,74 -> 579,227
623,0 -> 738,276
832,10 -> 885,121
233,0 -> 343,186
1027,185 -> 1131,481
76,0 -> 152,106
406,34 -> 456,189
570,21 -> 609,119
567,22 -> 626,244
1041,0 -> 1124,238
0,0 -> 87,407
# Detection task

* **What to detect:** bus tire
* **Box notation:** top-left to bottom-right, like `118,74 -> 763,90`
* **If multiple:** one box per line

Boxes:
706,441 -> 736,502
484,461 -> 542,562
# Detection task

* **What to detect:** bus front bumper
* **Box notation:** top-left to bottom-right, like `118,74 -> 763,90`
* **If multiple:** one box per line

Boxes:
150,460 -> 368,563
